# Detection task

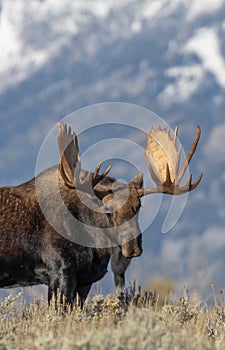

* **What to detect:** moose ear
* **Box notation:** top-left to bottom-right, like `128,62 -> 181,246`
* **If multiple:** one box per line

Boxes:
130,173 -> 143,189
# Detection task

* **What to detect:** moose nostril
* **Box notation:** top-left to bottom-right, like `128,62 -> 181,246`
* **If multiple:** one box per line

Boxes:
122,247 -> 143,258
134,248 -> 143,257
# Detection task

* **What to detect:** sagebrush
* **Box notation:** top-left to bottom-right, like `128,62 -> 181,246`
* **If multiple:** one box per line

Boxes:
0,284 -> 225,350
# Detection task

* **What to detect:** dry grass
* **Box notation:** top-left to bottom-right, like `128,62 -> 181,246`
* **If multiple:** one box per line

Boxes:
0,284 -> 225,350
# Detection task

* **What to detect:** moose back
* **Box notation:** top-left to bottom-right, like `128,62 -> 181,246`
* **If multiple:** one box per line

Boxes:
0,123 -> 202,307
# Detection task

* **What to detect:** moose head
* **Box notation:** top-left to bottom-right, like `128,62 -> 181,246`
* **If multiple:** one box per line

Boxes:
57,122 -> 202,256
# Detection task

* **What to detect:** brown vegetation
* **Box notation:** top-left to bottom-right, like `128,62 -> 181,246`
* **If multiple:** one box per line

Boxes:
0,284 -> 225,349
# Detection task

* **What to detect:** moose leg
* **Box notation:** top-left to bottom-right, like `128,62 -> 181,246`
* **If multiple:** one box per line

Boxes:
48,282 -> 59,307
47,264 -> 77,308
77,284 -> 92,308
57,268 -> 77,307
114,273 -> 125,291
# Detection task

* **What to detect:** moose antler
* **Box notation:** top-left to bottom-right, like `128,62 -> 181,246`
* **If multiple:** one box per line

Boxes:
138,125 -> 202,196
58,122 -> 112,191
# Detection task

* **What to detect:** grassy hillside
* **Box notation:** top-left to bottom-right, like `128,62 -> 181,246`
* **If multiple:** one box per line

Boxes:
1,284 -> 225,349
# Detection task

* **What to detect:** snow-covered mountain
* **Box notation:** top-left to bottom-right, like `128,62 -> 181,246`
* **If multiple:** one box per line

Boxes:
1,0 -> 225,298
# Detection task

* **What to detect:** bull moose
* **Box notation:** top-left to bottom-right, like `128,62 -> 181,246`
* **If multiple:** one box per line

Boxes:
0,122 -> 202,307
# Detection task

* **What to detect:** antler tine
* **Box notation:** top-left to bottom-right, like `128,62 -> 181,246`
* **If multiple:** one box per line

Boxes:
92,163 -> 112,187
173,126 -> 178,146
172,125 -> 183,177
58,122 -> 77,188
59,160 -> 74,188
170,173 -> 192,194
101,164 -> 112,178
165,163 -> 172,184
92,162 -> 102,180
189,173 -> 203,191
176,126 -> 201,185
58,122 -> 112,191
174,172 -> 202,194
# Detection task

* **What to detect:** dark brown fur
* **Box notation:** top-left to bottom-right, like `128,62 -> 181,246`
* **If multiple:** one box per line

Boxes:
0,166 -> 143,307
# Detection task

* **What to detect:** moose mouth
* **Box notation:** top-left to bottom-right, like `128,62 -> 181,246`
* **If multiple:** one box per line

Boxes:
122,246 -> 143,258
